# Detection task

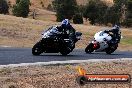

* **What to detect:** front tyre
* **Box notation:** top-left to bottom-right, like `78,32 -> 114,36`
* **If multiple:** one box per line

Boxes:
60,48 -> 71,56
60,51 -> 70,56
105,44 -> 118,54
32,42 -> 43,55
85,43 -> 94,53
60,47 -> 73,56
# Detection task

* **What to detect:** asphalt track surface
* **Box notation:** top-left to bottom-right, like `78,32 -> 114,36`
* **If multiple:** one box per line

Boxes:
0,47 -> 132,65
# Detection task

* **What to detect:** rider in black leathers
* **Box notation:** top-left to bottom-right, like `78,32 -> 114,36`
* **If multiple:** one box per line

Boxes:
56,19 -> 76,42
104,25 -> 121,45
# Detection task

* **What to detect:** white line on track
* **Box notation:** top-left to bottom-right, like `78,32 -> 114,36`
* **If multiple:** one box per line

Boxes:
0,46 -> 12,48
0,58 -> 131,68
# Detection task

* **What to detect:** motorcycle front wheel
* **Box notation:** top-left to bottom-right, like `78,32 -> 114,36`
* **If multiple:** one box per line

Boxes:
105,44 -> 118,54
85,43 -> 94,53
60,51 -> 70,56
60,46 -> 73,56
60,48 -> 71,56
32,41 -> 43,55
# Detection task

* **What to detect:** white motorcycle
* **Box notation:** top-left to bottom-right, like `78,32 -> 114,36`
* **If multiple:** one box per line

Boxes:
85,30 -> 121,54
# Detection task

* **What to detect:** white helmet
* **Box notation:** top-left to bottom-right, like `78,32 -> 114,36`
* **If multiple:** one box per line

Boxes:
61,19 -> 69,26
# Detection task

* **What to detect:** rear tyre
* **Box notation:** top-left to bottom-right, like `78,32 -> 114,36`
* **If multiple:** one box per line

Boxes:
32,42 -> 43,55
85,43 -> 94,53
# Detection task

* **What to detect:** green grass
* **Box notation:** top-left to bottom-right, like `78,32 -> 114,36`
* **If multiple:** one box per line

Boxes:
121,37 -> 132,45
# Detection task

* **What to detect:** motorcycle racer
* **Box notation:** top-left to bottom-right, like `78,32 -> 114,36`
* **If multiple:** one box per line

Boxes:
104,25 -> 121,44
57,19 -> 76,42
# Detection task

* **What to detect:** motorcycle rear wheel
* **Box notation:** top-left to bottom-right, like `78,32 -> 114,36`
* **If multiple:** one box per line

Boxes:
32,42 -> 43,55
85,43 -> 94,53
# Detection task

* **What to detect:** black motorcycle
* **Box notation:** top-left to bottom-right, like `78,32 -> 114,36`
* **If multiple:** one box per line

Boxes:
32,26 -> 82,55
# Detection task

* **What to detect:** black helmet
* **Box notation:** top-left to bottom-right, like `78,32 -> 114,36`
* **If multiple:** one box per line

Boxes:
112,25 -> 120,30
